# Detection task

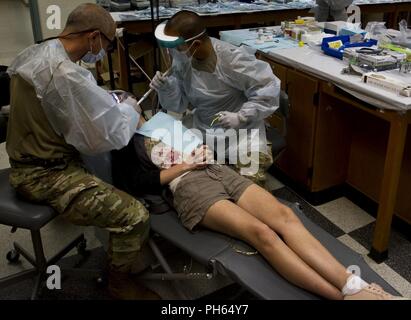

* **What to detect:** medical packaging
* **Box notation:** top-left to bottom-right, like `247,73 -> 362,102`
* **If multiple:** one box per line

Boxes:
362,73 -> 411,97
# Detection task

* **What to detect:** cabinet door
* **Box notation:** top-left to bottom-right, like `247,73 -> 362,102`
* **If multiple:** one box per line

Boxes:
257,56 -> 288,132
276,69 -> 318,188
311,88 -> 352,192
257,55 -> 287,90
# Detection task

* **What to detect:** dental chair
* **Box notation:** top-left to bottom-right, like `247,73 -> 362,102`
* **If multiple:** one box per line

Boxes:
82,153 -> 399,300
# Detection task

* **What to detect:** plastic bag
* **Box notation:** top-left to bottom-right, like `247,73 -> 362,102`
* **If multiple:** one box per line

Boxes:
395,19 -> 411,49
364,21 -> 388,43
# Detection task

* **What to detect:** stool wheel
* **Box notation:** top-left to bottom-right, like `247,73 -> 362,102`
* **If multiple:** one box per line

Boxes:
6,250 -> 20,263
77,238 -> 88,256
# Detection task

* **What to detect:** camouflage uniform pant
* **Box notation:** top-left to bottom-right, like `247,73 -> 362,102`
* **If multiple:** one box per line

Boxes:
232,145 -> 274,188
9,160 -> 150,273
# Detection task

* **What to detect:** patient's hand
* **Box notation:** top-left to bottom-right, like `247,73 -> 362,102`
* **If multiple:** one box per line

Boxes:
149,140 -> 212,172
183,145 -> 214,170
157,145 -> 210,185
183,162 -> 207,171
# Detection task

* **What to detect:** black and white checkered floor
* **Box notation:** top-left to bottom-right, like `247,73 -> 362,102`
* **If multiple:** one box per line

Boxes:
270,182 -> 411,298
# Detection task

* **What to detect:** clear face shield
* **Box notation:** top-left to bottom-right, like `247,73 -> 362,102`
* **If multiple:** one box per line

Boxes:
159,47 -> 173,71
155,21 -> 206,67
136,22 -> 207,108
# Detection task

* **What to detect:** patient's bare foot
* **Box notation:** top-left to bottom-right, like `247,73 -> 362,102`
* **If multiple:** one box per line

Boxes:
344,283 -> 407,300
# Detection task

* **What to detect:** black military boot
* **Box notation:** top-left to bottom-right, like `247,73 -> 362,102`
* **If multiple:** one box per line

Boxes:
108,269 -> 161,300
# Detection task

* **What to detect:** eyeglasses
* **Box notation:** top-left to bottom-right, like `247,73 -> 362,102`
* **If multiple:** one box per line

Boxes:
100,31 -> 115,52
61,29 -> 115,52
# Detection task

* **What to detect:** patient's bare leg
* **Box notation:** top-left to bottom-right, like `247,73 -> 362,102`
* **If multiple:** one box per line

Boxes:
201,200 -> 343,300
237,185 -> 350,292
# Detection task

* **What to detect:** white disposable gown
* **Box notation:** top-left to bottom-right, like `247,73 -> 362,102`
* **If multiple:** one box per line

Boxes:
156,37 -> 280,156
7,39 -> 139,155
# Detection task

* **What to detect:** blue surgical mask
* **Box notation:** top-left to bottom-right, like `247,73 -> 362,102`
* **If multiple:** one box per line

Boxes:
170,42 -> 197,66
170,48 -> 189,64
82,34 -> 106,63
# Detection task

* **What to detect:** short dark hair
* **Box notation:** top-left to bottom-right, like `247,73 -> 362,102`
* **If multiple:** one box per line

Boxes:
165,10 -> 207,41
63,3 -> 116,40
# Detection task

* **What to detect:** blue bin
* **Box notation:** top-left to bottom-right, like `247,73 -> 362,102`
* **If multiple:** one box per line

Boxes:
321,35 -> 378,60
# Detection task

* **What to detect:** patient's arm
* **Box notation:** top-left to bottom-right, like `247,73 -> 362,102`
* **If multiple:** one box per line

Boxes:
160,163 -> 195,185
144,132 -> 213,186
160,146 -> 211,184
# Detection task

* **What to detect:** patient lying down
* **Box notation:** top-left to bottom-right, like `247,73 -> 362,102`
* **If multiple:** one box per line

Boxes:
112,133 -> 403,300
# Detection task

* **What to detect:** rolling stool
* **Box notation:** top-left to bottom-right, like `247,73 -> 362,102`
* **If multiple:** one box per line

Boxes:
0,168 -> 96,300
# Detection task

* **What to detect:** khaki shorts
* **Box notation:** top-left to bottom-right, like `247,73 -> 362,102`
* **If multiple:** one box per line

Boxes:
173,165 -> 254,231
